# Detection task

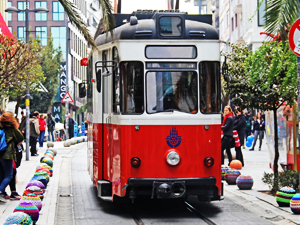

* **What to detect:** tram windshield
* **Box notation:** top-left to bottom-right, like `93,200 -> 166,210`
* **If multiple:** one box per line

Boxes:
146,71 -> 198,114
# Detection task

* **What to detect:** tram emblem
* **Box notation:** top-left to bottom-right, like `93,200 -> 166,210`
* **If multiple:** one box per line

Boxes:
166,127 -> 181,148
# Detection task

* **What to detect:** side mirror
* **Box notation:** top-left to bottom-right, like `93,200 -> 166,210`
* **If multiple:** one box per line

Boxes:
79,83 -> 86,98
96,70 -> 101,93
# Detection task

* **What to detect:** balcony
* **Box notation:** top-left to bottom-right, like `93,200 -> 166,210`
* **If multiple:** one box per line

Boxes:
233,0 -> 242,14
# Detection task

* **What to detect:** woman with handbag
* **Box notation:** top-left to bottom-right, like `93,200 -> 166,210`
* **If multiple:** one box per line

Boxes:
221,106 -> 234,165
0,112 -> 23,202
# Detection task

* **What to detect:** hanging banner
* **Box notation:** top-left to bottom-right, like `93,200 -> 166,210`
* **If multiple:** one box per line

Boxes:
0,13 -> 13,39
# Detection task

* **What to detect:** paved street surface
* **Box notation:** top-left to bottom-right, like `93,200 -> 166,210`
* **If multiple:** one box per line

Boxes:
0,140 -> 298,224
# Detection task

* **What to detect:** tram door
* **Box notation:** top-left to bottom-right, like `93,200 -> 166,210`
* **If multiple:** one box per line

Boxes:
102,50 -> 113,181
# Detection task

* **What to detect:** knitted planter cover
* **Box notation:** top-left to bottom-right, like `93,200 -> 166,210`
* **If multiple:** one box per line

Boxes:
31,175 -> 48,188
40,166 -> 53,177
41,157 -> 53,167
20,196 -> 42,211
26,180 -> 45,192
35,167 -> 51,177
229,160 -> 243,170
36,163 -> 49,170
34,171 -> 50,182
236,175 -> 253,190
44,153 -> 54,160
221,165 -> 231,180
290,193 -> 300,214
49,148 -> 57,156
225,169 -> 241,185
4,212 -> 33,225
24,186 -> 44,201
13,201 -> 39,224
45,150 -> 55,157
276,186 -> 296,207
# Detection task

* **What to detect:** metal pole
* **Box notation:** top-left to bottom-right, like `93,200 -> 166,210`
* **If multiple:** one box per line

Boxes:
65,21 -> 69,140
198,0 -> 202,14
25,1 -> 30,160
297,57 -> 300,192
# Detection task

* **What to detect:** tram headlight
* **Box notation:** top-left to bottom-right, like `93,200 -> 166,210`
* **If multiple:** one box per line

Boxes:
204,157 -> 214,167
166,151 -> 180,166
131,157 -> 141,168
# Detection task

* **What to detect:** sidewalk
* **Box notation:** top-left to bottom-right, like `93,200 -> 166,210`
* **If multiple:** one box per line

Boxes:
224,140 -> 300,224
0,141 -> 79,225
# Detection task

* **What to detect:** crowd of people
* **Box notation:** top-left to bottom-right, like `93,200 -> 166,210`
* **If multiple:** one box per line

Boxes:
0,110 -> 58,203
221,106 -> 265,166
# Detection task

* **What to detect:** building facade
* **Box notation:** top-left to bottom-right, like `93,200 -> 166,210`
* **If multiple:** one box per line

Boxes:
219,0 -> 267,52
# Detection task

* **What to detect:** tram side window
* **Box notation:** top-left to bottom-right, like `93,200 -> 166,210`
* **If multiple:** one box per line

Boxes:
120,62 -> 144,114
199,62 -> 221,114
112,47 -> 120,114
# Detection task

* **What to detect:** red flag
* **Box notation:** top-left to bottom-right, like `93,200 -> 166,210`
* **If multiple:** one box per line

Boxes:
0,12 -> 14,39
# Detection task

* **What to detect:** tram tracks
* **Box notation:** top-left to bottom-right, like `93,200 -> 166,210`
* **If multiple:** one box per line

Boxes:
125,200 -> 216,225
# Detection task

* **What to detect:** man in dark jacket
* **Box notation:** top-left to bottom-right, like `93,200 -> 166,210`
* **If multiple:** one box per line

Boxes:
64,114 -> 74,139
29,111 -> 40,156
233,108 -> 246,166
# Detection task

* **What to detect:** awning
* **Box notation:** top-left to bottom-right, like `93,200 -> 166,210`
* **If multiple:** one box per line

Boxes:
0,12 -> 13,39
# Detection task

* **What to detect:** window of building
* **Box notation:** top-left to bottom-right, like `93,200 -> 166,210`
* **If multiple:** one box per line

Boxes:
35,2 -> 47,21
258,0 -> 266,26
18,26 -> 26,40
35,26 -> 47,46
17,2 -> 29,21
7,2 -> 12,21
51,27 -> 66,60
53,1 -> 65,21
8,27 -> 13,33
231,17 -> 234,31
235,14 -> 238,28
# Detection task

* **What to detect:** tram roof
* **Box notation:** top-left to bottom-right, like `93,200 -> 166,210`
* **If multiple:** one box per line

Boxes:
95,12 -> 219,46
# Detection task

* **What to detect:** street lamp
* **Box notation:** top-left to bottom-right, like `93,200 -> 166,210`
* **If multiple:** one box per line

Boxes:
5,2 -> 49,161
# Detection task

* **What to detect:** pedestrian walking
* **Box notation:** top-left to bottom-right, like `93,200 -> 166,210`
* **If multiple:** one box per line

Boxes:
29,111 -> 40,156
221,106 -> 234,165
0,112 -> 23,203
19,111 -> 26,139
233,107 -> 246,166
38,114 -> 46,148
47,113 -> 55,142
64,114 -> 74,139
249,112 -> 265,151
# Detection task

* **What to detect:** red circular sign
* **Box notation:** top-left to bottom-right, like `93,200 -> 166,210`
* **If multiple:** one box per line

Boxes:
289,18 -> 300,57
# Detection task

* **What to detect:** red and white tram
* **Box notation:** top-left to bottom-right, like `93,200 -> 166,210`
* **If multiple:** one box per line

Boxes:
80,11 -> 222,202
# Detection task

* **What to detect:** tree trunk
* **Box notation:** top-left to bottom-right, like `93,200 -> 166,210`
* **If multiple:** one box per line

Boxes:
14,95 -> 22,119
272,107 -> 279,193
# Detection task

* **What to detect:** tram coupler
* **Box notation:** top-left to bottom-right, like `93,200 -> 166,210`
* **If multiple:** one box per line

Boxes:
152,181 -> 186,199
129,189 -> 136,203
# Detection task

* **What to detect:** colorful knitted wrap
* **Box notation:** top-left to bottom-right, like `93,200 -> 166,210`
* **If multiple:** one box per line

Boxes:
35,167 -> 51,178
13,202 -> 39,224
34,171 -> 50,182
44,153 -> 54,160
31,175 -> 48,188
229,159 -> 243,170
236,175 -> 253,190
276,186 -> 296,207
4,212 -> 33,225
290,193 -> 300,214
45,150 -> 55,157
40,166 -> 53,177
41,157 -> 53,167
36,163 -> 49,170
24,186 -> 44,201
26,180 -> 45,191
47,148 -> 57,156
20,196 -> 42,211
224,169 -> 241,185
221,165 -> 231,180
